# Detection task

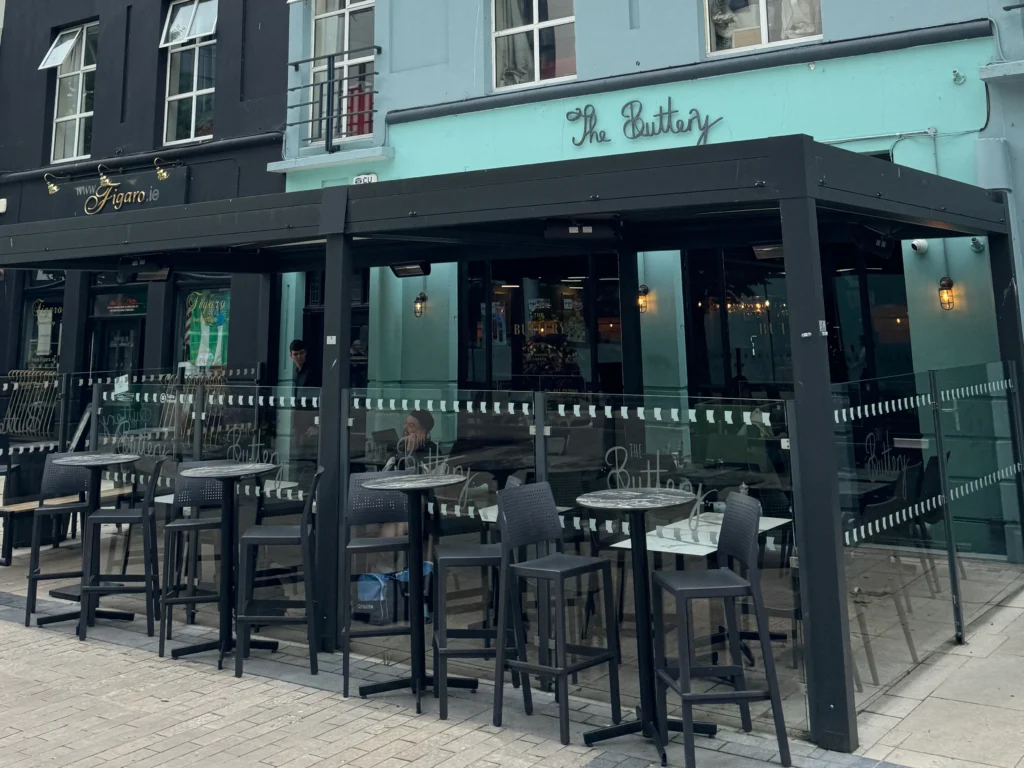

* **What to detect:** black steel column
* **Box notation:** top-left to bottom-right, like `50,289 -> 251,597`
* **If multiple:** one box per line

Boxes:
0,269 -> 25,373
320,229 -> 353,652
929,369 -> 966,642
144,281 -> 175,373
781,198 -> 858,753
990,231 -> 1024,369
989,229 -> 1024,565
227,274 -> 273,376
618,250 -> 644,395
58,271 -> 91,375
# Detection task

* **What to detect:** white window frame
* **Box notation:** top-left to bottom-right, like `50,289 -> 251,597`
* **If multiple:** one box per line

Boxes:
704,0 -> 822,56
163,35 -> 217,146
39,28 -> 83,71
48,22 -> 98,164
491,0 -> 576,93
160,0 -> 219,48
309,0 -> 376,146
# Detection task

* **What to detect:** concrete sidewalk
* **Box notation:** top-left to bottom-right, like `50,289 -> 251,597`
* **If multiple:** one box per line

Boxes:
0,602 -> 912,768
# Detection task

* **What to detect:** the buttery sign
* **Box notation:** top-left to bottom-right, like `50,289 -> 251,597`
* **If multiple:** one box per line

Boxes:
52,166 -> 188,219
567,96 -> 722,148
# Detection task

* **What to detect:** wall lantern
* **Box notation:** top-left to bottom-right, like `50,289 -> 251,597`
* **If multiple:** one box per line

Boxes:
97,164 -> 114,186
44,173 -> 62,195
154,158 -> 170,181
938,277 -> 955,311
638,284 -> 650,314
413,291 -> 428,318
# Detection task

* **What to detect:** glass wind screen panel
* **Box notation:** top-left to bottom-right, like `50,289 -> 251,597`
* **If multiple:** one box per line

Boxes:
39,29 -> 81,70
188,0 -> 218,38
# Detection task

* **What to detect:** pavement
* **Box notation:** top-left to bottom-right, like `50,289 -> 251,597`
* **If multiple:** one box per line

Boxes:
0,591 -> 908,768
4,513 -> 1024,767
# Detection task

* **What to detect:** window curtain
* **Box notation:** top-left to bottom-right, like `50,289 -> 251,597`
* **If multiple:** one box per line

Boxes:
496,2 -> 533,86
708,0 -> 738,50
779,0 -> 820,39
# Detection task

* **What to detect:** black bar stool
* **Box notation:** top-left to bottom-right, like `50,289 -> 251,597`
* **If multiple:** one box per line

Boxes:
432,490 -> 518,720
79,459 -> 167,640
492,481 -> 621,746
158,460 -> 234,657
236,468 -> 324,677
651,493 -> 791,768
24,453 -> 92,626
340,470 -> 414,697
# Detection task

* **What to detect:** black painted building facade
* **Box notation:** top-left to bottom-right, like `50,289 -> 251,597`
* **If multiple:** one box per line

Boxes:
0,0 -> 289,378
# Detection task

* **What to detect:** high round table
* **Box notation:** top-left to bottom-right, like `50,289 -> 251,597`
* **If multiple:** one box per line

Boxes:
43,453 -> 142,630
176,462 -> 278,668
358,473 -> 473,713
576,488 -> 717,767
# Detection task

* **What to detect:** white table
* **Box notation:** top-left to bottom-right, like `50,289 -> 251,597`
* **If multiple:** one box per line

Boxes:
613,511 -> 792,557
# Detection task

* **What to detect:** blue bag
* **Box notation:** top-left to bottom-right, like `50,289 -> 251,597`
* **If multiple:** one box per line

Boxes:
355,573 -> 395,626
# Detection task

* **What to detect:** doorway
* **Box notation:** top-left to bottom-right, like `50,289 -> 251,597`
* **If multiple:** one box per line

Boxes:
90,318 -> 145,377
459,253 -> 627,394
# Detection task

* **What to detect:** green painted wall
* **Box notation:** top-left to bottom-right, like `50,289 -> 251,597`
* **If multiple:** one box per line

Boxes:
287,37 -> 1002,392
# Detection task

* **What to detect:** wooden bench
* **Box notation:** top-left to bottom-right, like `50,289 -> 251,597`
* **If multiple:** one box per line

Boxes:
0,486 -> 135,566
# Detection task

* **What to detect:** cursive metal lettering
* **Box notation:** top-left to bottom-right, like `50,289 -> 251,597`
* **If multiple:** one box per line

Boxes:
566,105 -> 611,146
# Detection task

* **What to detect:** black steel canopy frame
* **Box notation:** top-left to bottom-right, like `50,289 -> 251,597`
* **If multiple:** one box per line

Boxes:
316,135 -> 1020,756
0,134 -> 1020,756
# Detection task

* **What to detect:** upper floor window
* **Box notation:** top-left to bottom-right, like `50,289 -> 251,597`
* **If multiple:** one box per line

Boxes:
39,23 -> 98,163
707,0 -> 821,53
493,0 -> 575,90
310,0 -> 375,143
162,0 -> 218,144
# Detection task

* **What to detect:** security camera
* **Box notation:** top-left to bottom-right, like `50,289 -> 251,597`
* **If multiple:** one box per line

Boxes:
911,239 -> 929,254
971,237 -> 986,253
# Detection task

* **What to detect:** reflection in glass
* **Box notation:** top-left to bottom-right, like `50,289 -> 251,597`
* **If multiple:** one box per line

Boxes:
349,7 -> 375,53
169,48 -> 196,97
77,116 -> 93,157
539,22 -> 576,80
83,25 -> 99,67
495,0 -> 533,31
197,44 -> 216,90
195,93 -> 215,137
166,99 -> 194,143
539,0 -> 574,21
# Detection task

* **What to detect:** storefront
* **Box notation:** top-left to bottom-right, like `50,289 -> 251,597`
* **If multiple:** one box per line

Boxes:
309,135 -> 1022,754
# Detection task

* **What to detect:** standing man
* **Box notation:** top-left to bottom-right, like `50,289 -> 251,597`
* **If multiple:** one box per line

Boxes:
289,339 -> 321,388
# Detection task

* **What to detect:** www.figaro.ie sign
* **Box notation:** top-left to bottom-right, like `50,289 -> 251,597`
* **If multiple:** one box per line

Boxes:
52,165 -> 188,218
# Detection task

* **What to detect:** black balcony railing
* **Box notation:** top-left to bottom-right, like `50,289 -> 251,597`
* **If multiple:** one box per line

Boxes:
286,45 -> 381,152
